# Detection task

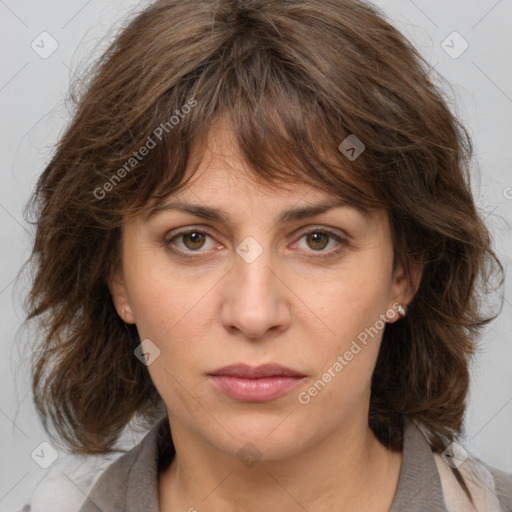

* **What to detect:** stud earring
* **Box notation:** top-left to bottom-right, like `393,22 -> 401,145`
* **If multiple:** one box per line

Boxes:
397,304 -> 407,318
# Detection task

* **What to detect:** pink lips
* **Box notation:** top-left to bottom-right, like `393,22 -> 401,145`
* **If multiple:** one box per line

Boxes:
208,363 -> 305,402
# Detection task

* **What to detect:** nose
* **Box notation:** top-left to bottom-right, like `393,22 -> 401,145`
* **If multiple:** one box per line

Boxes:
219,241 -> 292,340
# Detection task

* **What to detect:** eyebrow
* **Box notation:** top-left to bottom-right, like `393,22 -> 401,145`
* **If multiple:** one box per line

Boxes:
144,198 -> 365,224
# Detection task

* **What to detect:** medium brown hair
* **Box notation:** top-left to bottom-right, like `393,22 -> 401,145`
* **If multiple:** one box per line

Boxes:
24,0 -> 502,500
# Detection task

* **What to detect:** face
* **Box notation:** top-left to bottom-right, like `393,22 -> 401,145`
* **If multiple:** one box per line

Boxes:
109,119 -> 417,462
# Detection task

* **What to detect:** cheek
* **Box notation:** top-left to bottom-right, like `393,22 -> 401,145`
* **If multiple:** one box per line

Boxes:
123,247 -> 204,337
298,253 -> 393,398
124,255 -> 219,385
310,255 -> 392,339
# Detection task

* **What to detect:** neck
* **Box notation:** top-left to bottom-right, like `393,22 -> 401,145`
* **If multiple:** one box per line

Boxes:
158,417 -> 403,512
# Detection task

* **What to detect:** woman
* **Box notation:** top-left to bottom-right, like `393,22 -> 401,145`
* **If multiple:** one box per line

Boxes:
23,0 -> 511,510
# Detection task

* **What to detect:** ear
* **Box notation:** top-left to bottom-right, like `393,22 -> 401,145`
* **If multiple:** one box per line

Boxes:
107,267 -> 136,324
386,257 -> 423,324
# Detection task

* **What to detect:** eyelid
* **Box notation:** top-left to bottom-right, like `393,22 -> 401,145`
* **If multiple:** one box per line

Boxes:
164,225 -> 216,244
293,225 -> 350,243
164,224 -> 349,242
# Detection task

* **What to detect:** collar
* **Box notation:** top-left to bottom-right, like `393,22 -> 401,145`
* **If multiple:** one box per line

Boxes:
389,419 -> 448,511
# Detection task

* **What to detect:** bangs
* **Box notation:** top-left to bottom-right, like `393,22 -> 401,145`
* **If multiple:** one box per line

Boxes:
112,41 -> 386,221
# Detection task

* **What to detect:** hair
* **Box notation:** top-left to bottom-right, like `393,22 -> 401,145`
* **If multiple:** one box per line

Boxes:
24,0 -> 503,503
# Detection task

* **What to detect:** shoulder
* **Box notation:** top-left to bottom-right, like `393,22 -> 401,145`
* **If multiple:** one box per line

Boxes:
78,416 -> 169,512
17,420 -> 164,512
77,432 -> 149,512
401,419 -> 511,512
433,452 -> 512,512
14,453 -> 116,512
479,460 -> 512,511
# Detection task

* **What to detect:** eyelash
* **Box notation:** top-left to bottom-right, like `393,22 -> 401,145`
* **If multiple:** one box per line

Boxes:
164,227 -> 348,260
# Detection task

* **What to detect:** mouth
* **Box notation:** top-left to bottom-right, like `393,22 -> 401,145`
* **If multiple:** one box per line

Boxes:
207,363 -> 306,402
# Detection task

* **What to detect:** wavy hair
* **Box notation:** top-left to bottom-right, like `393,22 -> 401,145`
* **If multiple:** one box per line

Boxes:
24,0 -> 503,502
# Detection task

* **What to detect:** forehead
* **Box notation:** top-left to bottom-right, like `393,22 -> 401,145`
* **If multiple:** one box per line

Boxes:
147,142 -> 361,224
145,172 -> 359,228
177,162 -> 319,205
169,118 -> 339,202
141,112 -> 383,222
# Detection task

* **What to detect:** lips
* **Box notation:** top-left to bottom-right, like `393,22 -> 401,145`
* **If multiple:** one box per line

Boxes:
208,363 -> 306,379
207,363 -> 306,402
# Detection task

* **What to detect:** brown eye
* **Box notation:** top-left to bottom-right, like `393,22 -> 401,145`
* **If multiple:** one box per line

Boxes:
181,231 -> 207,250
165,228 -> 216,258
293,228 -> 348,260
306,232 -> 330,251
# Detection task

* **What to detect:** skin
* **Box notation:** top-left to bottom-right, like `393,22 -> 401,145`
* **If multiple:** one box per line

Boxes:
108,117 -> 423,512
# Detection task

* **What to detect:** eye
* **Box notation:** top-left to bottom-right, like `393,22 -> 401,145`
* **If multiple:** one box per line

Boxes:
293,228 -> 348,259
164,226 -> 348,260
165,228 -> 216,255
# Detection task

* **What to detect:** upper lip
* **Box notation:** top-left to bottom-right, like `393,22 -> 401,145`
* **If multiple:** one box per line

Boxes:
208,363 -> 305,378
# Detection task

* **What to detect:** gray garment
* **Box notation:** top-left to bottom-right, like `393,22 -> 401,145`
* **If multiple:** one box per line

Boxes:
77,417 -> 509,512
483,463 -> 512,512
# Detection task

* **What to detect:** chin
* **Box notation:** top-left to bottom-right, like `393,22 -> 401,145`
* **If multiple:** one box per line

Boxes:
210,416 -> 309,461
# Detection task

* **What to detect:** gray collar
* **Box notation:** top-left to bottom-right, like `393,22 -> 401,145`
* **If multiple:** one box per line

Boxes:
390,419 -> 448,511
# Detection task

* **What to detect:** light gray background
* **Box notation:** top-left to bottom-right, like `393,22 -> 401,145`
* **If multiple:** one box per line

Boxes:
1,0 -> 511,510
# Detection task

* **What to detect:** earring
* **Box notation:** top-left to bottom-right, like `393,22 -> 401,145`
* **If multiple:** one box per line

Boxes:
397,304 -> 407,318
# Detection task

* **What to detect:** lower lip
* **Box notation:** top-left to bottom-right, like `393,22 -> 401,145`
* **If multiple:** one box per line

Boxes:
208,375 -> 304,402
